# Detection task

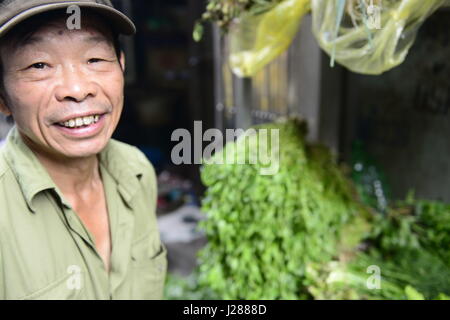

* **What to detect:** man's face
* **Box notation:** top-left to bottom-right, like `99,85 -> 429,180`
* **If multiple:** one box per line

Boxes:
0,15 -> 125,159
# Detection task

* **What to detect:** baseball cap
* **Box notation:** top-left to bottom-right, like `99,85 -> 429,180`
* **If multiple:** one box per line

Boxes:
0,0 -> 136,39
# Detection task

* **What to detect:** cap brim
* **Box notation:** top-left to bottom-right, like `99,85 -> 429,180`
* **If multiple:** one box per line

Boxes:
0,1 -> 136,39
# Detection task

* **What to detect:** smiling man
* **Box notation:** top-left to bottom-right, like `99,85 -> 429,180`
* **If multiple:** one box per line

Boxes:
0,0 -> 166,300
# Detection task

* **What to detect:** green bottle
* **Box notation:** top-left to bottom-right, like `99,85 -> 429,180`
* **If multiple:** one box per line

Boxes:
351,140 -> 390,213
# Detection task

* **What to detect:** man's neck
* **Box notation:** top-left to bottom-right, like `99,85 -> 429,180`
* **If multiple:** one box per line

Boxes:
21,135 -> 102,197
38,153 -> 101,196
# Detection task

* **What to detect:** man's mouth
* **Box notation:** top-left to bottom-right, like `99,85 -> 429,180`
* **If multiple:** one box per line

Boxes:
57,114 -> 102,129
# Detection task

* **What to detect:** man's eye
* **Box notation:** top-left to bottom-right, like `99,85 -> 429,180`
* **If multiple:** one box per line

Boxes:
88,58 -> 105,64
28,63 -> 47,70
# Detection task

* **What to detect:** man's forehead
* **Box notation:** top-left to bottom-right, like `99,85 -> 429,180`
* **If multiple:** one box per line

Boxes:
2,13 -> 114,51
21,32 -> 112,48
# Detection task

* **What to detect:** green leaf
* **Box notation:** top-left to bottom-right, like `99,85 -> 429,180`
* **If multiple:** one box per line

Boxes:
193,22 -> 204,42
405,286 -> 425,300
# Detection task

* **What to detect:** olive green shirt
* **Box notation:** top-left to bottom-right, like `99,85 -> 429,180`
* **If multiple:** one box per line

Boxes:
0,127 -> 167,300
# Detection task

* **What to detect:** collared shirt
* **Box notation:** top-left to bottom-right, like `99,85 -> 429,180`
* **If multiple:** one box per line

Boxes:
0,127 -> 167,300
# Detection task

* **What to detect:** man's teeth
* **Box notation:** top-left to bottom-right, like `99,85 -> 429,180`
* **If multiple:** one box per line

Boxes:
60,115 -> 100,128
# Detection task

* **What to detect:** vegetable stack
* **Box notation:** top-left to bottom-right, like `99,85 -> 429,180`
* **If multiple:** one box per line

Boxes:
196,118 -> 450,300
198,118 -> 370,299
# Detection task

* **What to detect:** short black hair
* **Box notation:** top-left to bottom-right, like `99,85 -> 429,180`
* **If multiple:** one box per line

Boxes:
0,8 -> 123,110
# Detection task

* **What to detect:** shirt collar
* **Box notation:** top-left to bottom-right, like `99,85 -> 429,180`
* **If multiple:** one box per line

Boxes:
98,138 -> 145,208
2,126 -> 145,213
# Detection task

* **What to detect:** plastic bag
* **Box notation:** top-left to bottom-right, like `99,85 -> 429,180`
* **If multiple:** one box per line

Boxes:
312,0 -> 447,75
228,0 -> 311,78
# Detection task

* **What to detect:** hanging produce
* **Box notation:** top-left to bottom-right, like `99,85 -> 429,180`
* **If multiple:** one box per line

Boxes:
194,0 -> 311,78
228,0 -> 311,77
193,0 -> 285,41
311,0 -> 448,75
196,0 -> 449,76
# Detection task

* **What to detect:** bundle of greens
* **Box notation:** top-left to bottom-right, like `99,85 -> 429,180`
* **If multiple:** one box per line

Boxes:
195,118 -> 450,300
197,118 -> 370,299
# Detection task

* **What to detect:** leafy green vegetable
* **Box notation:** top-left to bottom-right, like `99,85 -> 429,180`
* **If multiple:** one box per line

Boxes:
308,194 -> 450,300
405,286 -> 425,300
197,118 -> 369,299
164,272 -> 219,300
188,118 -> 450,300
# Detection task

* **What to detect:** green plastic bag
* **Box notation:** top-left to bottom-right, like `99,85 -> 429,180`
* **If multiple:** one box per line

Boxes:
229,0 -> 311,78
312,0 -> 447,75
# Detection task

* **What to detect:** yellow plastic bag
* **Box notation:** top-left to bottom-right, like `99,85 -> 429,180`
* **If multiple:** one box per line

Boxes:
312,0 -> 447,75
229,0 -> 311,78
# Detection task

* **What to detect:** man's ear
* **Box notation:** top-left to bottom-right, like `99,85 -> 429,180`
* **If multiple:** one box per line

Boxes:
119,50 -> 126,73
0,92 -> 11,116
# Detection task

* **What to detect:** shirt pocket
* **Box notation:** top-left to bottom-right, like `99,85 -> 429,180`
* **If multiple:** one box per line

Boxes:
130,233 -> 167,300
20,273 -> 83,300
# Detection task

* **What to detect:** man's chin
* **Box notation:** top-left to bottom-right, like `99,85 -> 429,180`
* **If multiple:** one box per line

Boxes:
56,140 -> 109,160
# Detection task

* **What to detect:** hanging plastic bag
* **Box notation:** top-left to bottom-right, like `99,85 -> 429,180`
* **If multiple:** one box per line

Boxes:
311,0 -> 447,75
228,0 -> 311,78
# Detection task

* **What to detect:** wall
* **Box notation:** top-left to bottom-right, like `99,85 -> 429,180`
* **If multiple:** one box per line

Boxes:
342,10 -> 450,202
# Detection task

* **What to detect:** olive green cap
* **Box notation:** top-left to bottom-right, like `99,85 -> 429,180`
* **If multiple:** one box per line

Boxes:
0,0 -> 136,38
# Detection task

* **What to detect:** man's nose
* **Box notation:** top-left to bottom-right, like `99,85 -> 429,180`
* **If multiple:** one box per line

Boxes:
54,65 -> 98,102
